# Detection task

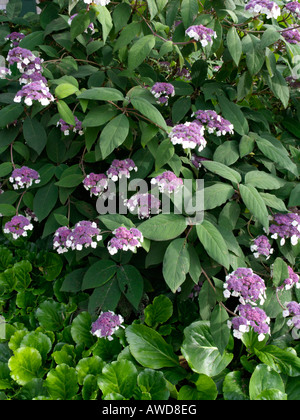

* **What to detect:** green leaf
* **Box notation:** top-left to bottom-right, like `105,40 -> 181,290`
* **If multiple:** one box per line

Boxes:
33,181 -> 58,222
202,161 -> 242,184
245,171 -> 285,190
239,184 -> 269,231
196,220 -> 230,269
213,141 -> 240,166
117,265 -> 144,310
264,69 -> 290,109
217,95 -> 249,136
45,364 -> 79,400
204,183 -> 235,210
70,12 -> 90,40
0,204 -> 16,217
57,100 -> 75,126
96,5 -> 113,43
223,371 -> 249,400
249,364 -> 285,401
254,346 -> 300,377
144,295 -> 173,329
23,117 -> 47,156
76,356 -> 105,385
125,324 -> 180,369
8,347 -> 42,386
0,104 -> 24,128
55,83 -> 79,99
181,0 -> 199,28
128,35 -> 156,71
155,140 -> 174,171
288,184 -> 300,207
55,174 -> 84,188
138,214 -> 187,241
99,114 -> 129,159
272,258 -> 289,288
20,332 -> 52,363
162,238 -> 190,293
88,276 -> 121,316
78,87 -> 124,102
82,105 -> 118,128
210,305 -> 230,355
137,369 -> 170,400
98,360 -> 138,399
35,300 -> 66,332
255,136 -> 298,177
71,312 -> 95,349
0,163 -> 13,178
227,27 -> 242,66
242,34 -> 265,76
131,97 -> 168,131
82,260 -> 118,291
181,321 -> 233,376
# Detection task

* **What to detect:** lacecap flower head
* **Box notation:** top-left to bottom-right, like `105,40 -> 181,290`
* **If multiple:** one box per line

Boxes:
57,116 -> 84,136
4,215 -> 33,240
14,80 -> 55,107
228,304 -> 270,342
125,193 -> 161,219
169,121 -> 207,152
185,25 -> 217,47
83,173 -> 108,197
5,32 -> 25,47
269,212 -> 300,246
84,0 -> 111,5
53,226 -> 73,254
244,0 -> 281,19
282,28 -> 300,44
285,1 -> 300,18
277,266 -> 300,291
151,171 -> 183,194
91,311 -> 124,341
67,221 -> 103,251
0,67 -> 11,79
150,82 -> 175,105
107,159 -> 137,182
250,235 -> 274,260
7,47 -> 43,74
224,267 -> 267,306
107,227 -> 143,255
192,109 -> 234,136
9,166 -> 40,190
283,301 -> 300,339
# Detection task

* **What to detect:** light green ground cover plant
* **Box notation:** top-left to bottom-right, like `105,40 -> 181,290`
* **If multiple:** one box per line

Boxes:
0,0 -> 299,400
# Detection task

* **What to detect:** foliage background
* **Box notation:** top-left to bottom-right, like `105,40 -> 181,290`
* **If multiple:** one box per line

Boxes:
0,0 -> 299,400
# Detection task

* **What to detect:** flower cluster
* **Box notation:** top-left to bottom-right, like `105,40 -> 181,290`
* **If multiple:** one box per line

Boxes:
282,28 -> 300,44
57,116 -> 84,136
269,212 -> 300,246
107,159 -> 137,182
285,1 -> 300,17
91,311 -> 124,341
7,47 -> 43,74
229,304 -> 271,342
169,122 -> 207,152
244,0 -> 281,19
9,166 -> 40,190
283,301 -> 300,339
193,109 -> 234,137
150,82 -> 175,105
53,221 -> 102,253
5,43 -> 54,107
125,193 -> 161,219
84,0 -> 111,5
277,266 -> 300,291
83,173 -> 108,197
3,215 -> 34,240
14,80 -> 55,107
107,227 -> 143,255
185,25 -> 217,47
0,67 -> 11,79
250,235 -> 274,260
151,171 -> 183,194
224,267 -> 267,306
5,32 -> 25,47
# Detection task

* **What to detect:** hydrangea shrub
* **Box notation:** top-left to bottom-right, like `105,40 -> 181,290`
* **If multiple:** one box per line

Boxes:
0,0 -> 299,401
